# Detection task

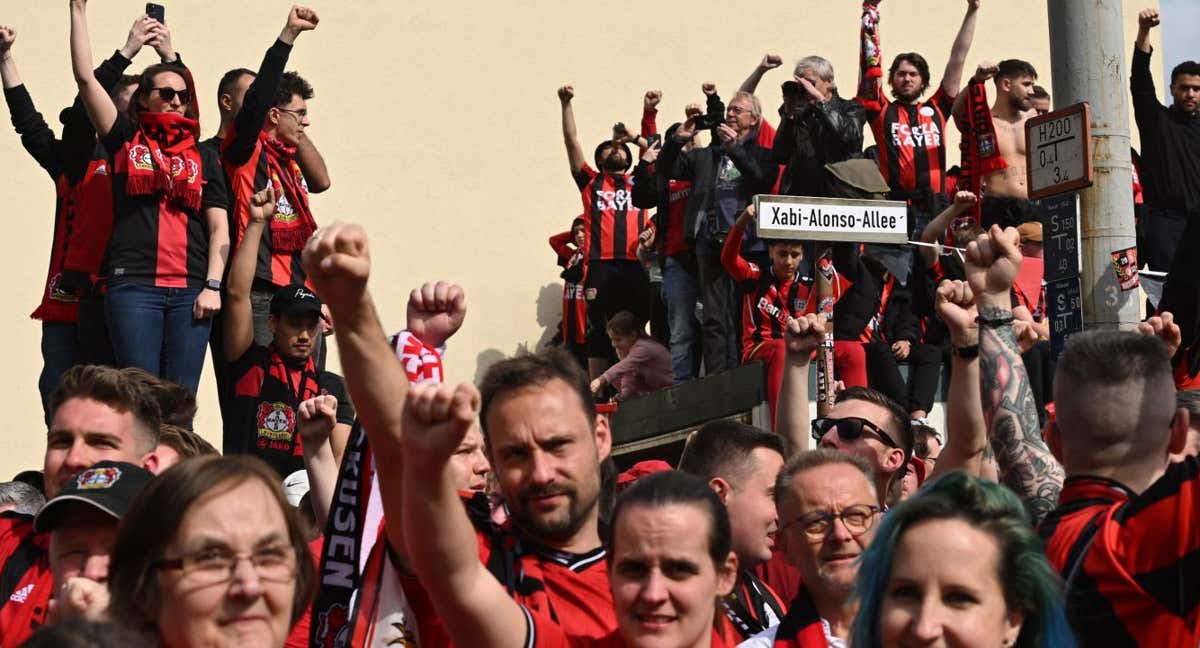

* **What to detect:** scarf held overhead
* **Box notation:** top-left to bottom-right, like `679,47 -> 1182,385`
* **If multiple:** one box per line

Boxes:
120,112 -> 202,211
261,134 -> 316,253
960,80 -> 1008,223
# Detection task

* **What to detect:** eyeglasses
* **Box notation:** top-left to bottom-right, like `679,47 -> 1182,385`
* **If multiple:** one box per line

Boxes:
726,105 -> 750,115
811,416 -> 902,450
276,107 -> 308,120
152,87 -> 192,104
155,544 -> 296,586
785,504 -> 881,539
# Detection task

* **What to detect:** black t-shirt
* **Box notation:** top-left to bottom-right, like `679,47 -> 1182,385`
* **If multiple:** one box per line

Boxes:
100,116 -> 208,288
199,135 -> 232,213
224,343 -> 355,477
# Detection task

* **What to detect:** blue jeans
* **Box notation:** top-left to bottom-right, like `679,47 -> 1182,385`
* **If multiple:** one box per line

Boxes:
662,256 -> 701,382
105,283 -> 212,395
40,322 -> 80,424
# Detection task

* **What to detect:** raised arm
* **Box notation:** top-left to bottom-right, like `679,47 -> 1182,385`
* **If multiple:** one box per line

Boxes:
302,223 -> 413,558
721,207 -> 760,282
774,314 -> 828,455
952,61 -> 997,126
400,382 -> 528,648
224,186 -> 275,362
0,26 -> 20,89
967,225 -> 1064,524
558,84 -> 586,182
225,6 -> 317,166
1131,8 -> 1163,122
919,191 -> 976,267
297,394 -> 340,528
940,0 -> 981,98
928,280 -> 989,479
1135,7 -> 1157,55
69,0 -> 117,137
857,0 -> 884,101
740,54 -> 783,95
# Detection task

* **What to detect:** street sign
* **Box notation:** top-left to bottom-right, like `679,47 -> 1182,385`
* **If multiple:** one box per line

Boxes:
1042,192 -> 1079,282
754,195 -> 908,244
1026,102 -> 1093,200
1047,277 -> 1083,360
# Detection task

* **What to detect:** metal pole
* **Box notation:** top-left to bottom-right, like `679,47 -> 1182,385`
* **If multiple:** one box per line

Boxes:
1046,0 -> 1141,329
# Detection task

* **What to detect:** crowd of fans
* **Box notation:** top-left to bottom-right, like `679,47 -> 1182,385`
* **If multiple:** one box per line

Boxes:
0,1 -> 1198,647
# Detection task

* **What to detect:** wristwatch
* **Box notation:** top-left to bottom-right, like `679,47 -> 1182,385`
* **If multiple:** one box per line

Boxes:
204,279 -> 222,292
953,344 -> 980,359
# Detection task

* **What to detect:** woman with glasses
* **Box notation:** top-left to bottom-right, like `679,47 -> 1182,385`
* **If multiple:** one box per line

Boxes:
851,471 -> 1074,648
69,0 -> 219,395
108,456 -> 315,647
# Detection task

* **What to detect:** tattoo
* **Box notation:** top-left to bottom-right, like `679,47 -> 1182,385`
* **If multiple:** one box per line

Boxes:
978,306 -> 1064,525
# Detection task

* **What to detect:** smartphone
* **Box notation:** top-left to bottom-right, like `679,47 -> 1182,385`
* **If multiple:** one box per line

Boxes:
146,3 -> 165,24
646,133 -> 663,149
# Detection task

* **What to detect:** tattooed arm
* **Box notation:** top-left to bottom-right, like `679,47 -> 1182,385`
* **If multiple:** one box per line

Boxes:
967,225 -> 1064,524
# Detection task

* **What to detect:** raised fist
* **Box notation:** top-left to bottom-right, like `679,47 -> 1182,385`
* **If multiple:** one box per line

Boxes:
1138,8 -> 1160,30
298,394 -> 339,448
784,313 -> 828,361
935,279 -> 978,346
701,82 -> 717,96
406,280 -> 467,349
400,381 -> 481,462
952,191 -> 978,210
248,185 -> 276,224
638,227 -> 656,250
972,61 -> 999,84
286,6 -> 320,33
1136,311 -> 1181,358
684,103 -> 703,119
0,26 -> 15,55
964,225 -> 1022,300
302,222 -> 371,308
644,89 -> 662,110
558,85 -> 574,104
760,54 -> 783,70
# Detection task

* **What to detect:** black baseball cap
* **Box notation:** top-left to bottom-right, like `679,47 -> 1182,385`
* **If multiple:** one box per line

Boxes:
34,461 -> 154,534
270,284 -> 323,317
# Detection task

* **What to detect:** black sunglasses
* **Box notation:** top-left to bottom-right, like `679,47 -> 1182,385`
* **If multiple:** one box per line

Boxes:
811,416 -> 902,451
152,87 -> 192,104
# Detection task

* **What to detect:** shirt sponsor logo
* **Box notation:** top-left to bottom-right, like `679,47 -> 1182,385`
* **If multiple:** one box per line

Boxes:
593,188 -> 633,211
889,121 -> 942,148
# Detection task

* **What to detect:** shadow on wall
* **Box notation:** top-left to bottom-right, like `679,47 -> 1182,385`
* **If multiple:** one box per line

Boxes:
472,282 -> 566,384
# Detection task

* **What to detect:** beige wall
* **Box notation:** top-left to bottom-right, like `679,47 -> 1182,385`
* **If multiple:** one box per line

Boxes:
0,1 -> 1159,478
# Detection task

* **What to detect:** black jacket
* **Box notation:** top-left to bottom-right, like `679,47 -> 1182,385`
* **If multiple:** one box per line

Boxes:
772,92 -> 866,197
832,243 -> 920,343
657,123 -> 776,248
1131,47 -> 1200,212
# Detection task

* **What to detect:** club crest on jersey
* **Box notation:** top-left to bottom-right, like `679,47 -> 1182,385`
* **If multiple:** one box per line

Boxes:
794,298 -> 808,312
257,402 -> 296,441
129,144 -> 153,171
76,466 -> 121,490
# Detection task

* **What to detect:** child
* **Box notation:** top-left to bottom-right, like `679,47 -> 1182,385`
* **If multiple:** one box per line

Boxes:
548,217 -> 588,368
721,206 -> 814,419
590,311 -> 672,402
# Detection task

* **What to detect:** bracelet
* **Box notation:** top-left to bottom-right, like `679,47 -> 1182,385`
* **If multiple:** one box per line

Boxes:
953,344 -> 980,359
976,313 -> 1014,328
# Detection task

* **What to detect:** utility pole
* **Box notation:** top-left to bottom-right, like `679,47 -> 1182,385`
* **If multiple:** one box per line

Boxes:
1046,1 -> 1141,329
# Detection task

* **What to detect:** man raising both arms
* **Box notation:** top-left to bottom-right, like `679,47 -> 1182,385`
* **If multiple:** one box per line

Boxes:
954,59 -> 1041,229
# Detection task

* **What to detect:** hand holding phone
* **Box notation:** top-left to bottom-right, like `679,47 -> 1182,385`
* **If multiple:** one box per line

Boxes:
146,3 -> 165,24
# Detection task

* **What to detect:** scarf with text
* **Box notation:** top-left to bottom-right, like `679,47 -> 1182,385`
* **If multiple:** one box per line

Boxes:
857,1 -> 884,97
261,134 -> 316,253
118,112 -> 202,211
960,80 -> 1008,223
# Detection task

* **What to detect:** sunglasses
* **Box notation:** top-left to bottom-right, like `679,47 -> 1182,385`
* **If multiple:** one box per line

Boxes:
811,416 -> 902,451
152,87 -> 192,104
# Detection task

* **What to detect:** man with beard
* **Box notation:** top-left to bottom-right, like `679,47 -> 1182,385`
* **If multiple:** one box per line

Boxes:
856,0 -> 980,233
300,221 -> 616,645
953,59 -> 1041,228
739,450 -> 881,646
558,85 -> 653,379
1132,7 -> 1200,273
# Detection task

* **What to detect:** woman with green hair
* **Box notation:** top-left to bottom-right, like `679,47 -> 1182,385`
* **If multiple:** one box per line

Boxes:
850,471 -> 1074,647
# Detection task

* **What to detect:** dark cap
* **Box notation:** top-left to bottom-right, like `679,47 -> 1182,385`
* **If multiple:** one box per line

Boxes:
34,461 -> 154,534
270,284 -> 323,317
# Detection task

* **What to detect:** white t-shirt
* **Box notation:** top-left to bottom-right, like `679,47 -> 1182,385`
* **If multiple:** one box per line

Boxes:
735,618 -> 847,648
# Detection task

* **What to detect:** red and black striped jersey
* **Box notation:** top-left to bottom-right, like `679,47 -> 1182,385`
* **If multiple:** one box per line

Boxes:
99,116 -> 208,289
857,87 -> 956,195
1039,458 -> 1200,646
407,492 -> 616,647
550,229 -> 588,345
721,223 -> 814,358
0,513 -> 52,647
575,164 -> 648,262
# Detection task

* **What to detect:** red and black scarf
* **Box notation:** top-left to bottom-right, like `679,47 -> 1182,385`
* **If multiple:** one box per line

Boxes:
250,348 -> 321,466
960,80 -> 1008,223
771,587 -> 832,647
119,112 -> 202,211
261,133 -> 316,253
